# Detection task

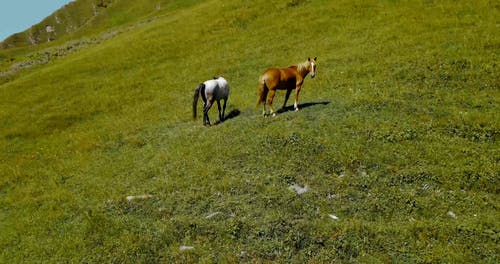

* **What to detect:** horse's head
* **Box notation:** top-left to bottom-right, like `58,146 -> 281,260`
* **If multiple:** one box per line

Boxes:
308,57 -> 317,78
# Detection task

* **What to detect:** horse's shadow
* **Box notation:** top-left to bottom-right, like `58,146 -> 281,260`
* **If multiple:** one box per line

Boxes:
277,101 -> 330,113
214,109 -> 241,125
211,101 -> 329,125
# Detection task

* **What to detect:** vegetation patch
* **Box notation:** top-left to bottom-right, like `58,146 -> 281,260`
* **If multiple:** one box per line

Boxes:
0,0 -> 498,262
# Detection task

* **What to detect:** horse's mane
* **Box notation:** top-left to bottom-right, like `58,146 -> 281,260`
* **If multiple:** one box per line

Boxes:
297,60 -> 310,72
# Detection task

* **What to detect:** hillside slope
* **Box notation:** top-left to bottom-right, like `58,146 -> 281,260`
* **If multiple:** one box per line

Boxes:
0,0 -> 198,48
0,0 -> 199,80
0,0 -> 498,262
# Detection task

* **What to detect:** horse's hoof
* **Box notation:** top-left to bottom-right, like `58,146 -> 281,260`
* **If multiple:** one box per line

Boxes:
294,108 -> 299,112
272,113 -> 276,117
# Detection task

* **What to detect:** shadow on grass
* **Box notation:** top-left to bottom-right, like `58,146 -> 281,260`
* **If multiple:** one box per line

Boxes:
277,101 -> 330,114
213,109 -> 241,125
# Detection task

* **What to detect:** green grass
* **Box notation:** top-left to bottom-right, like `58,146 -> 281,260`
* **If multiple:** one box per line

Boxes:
0,0 -> 499,262
0,0 -> 199,49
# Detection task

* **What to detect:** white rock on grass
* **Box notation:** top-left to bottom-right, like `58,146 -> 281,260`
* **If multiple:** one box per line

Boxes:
327,193 -> 339,199
328,214 -> 340,220
289,184 -> 308,195
126,194 -> 153,201
179,246 -> 195,251
205,212 -> 221,219
447,211 -> 457,219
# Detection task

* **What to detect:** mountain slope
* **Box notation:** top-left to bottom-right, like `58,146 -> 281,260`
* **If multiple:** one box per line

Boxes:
0,0 -> 200,48
0,0 -> 498,262
0,0 -> 201,80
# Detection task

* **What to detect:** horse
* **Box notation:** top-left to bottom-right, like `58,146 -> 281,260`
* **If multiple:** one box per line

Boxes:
257,57 -> 317,116
193,76 -> 230,126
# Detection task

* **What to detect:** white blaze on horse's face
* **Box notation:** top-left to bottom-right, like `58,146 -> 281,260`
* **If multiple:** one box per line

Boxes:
310,61 -> 316,78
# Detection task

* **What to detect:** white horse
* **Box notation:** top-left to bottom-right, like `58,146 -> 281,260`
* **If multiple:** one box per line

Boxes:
193,76 -> 230,126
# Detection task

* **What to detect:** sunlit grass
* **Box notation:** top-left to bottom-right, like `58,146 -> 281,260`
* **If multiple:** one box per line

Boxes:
0,0 -> 498,262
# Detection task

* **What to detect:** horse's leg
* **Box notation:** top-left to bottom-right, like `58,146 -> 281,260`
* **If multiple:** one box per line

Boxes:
268,89 -> 276,117
216,100 -> 222,122
221,98 -> 227,121
294,86 -> 302,111
201,94 -> 208,125
282,89 -> 292,110
204,99 -> 213,126
258,85 -> 269,116
262,99 -> 267,116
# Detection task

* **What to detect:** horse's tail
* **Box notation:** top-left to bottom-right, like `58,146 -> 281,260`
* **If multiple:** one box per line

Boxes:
256,77 -> 268,107
193,83 -> 205,119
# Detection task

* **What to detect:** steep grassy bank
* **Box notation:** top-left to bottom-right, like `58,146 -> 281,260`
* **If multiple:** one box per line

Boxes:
0,0 -> 498,262
0,0 -> 201,48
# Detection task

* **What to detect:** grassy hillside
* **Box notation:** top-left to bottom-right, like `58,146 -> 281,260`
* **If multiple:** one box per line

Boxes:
0,0 -> 200,81
0,0 -> 498,262
0,0 -> 199,48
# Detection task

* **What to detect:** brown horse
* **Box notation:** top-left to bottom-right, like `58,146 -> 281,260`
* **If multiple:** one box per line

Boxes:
257,57 -> 317,116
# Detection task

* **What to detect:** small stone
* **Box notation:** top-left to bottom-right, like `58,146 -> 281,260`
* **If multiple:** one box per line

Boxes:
289,184 -> 308,195
126,194 -> 152,201
179,246 -> 195,251
328,214 -> 339,220
205,212 -> 221,219
447,211 -> 457,219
